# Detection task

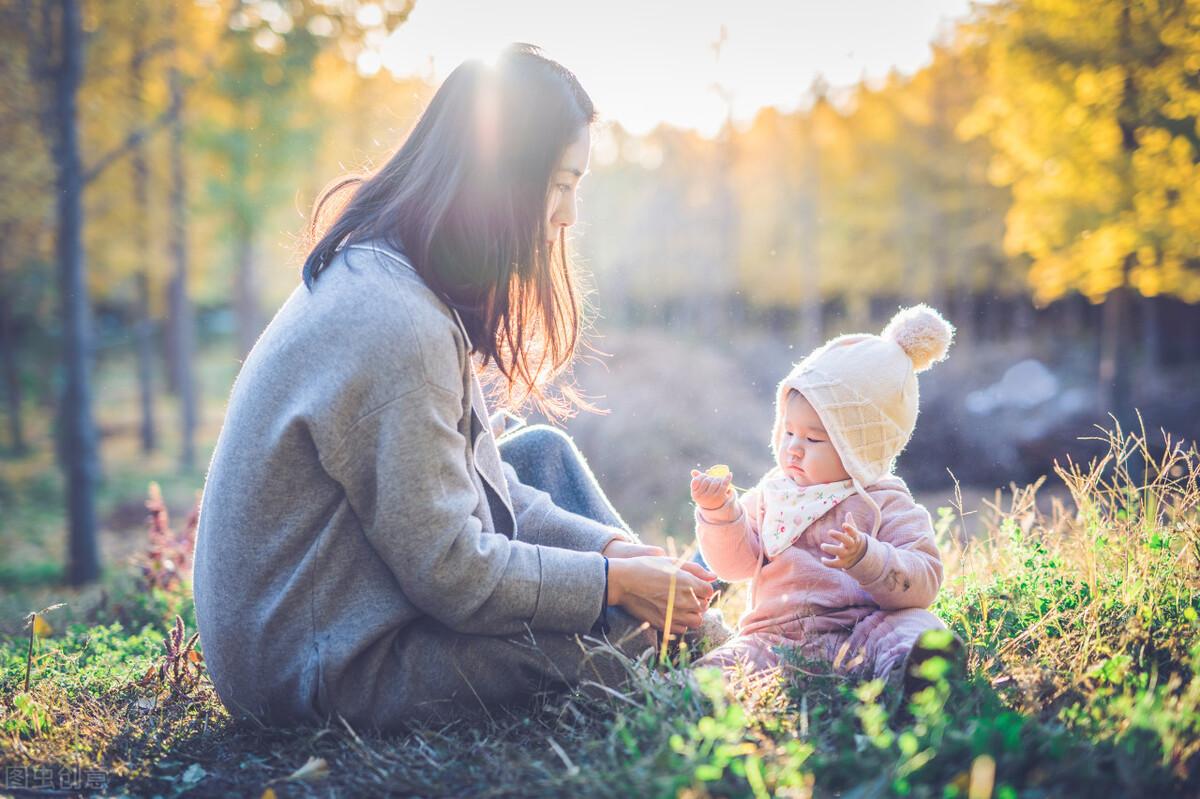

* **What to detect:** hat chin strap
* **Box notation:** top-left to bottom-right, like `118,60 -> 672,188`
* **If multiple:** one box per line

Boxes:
849,473 -> 884,538
824,418 -> 884,539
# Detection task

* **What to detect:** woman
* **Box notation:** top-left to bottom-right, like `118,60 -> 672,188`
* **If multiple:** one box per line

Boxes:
192,44 -> 716,731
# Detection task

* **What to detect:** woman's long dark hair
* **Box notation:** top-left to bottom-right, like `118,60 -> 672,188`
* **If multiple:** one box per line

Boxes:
301,43 -> 596,414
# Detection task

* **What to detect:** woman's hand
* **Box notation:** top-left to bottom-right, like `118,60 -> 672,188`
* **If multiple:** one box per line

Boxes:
607,556 -> 718,635
602,538 -> 666,559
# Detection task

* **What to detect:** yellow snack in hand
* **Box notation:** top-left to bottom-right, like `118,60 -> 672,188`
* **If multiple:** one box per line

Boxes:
706,464 -> 730,478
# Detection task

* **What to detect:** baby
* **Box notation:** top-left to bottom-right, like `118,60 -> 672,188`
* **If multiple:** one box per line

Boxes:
691,305 -> 956,691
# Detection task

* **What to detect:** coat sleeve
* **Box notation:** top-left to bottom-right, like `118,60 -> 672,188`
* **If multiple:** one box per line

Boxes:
843,488 -> 943,610
501,461 -> 628,553
694,486 -> 765,582
322,379 -> 607,636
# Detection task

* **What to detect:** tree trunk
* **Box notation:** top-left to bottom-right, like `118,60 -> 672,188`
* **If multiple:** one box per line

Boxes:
927,70 -> 951,318
1140,292 -> 1159,373
53,0 -> 100,585
954,280 -> 973,350
167,27 -> 198,470
1101,2 -> 1138,425
231,94 -> 261,358
135,272 -> 157,453
1068,292 -> 1088,339
161,288 -> 178,394
234,225 -> 260,358
1098,280 -> 1132,419
898,173 -> 920,308
0,285 -> 27,455
1011,295 -> 1034,341
130,27 -> 157,453
1188,300 -> 1200,364
714,117 -> 738,338
845,292 -> 870,331
798,121 -> 822,350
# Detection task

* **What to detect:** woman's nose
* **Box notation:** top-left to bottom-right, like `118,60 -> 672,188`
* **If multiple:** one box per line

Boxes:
552,195 -> 578,231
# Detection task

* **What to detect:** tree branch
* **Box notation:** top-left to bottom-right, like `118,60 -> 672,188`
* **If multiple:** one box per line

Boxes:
82,94 -> 181,186
132,36 -> 175,69
84,35 -> 175,82
79,0 -> 241,187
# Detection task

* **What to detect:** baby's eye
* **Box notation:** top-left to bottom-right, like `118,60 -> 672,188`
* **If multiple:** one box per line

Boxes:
806,437 -> 824,444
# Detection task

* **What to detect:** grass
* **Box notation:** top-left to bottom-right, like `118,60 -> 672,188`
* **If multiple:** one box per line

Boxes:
0,420 -> 1197,797
1,340 -> 1198,796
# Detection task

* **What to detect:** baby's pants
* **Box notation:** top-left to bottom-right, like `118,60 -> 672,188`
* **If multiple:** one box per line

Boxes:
696,608 -> 947,687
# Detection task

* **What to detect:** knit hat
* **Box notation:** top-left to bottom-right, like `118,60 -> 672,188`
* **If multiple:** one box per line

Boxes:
771,304 -> 954,535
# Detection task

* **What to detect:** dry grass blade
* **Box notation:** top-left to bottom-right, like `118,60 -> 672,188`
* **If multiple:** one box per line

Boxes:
577,680 -> 641,707
546,736 -> 580,776
285,756 -> 330,782
658,535 -> 702,663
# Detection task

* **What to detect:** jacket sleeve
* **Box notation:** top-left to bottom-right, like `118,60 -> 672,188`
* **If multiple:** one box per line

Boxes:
843,489 -> 943,610
322,379 -> 607,637
501,461 -> 628,553
694,486 -> 765,582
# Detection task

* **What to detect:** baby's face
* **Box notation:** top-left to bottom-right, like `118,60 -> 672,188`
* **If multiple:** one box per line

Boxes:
777,390 -> 851,486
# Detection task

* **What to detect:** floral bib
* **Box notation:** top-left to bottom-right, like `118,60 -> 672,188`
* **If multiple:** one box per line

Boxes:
760,472 -> 855,558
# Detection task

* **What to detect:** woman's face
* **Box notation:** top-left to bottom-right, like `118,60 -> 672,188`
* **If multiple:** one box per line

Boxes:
546,126 -> 591,247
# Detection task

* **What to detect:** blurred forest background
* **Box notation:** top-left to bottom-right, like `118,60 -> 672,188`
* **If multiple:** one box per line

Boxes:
1,0 -> 1198,589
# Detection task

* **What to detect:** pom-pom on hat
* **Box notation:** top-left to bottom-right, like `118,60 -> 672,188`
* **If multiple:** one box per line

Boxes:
772,304 -> 954,534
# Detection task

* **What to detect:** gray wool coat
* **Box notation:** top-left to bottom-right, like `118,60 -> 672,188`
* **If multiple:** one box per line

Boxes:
192,239 -> 636,728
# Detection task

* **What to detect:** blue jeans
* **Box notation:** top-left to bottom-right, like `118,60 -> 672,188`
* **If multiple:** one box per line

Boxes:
498,424 -> 636,539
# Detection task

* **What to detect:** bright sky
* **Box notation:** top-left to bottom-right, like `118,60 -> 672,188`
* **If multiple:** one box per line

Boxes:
376,0 -> 977,137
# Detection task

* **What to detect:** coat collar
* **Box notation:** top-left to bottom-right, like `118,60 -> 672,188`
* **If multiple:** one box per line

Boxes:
344,241 -> 516,529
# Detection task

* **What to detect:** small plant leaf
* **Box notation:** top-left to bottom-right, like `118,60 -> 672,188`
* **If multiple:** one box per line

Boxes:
32,615 -> 52,638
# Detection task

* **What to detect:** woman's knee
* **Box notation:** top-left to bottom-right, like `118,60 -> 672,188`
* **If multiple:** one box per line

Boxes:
500,423 -> 575,465
519,424 -> 576,457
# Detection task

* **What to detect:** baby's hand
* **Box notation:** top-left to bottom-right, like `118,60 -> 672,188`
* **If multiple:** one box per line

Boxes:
690,468 -> 734,511
819,512 -> 868,570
